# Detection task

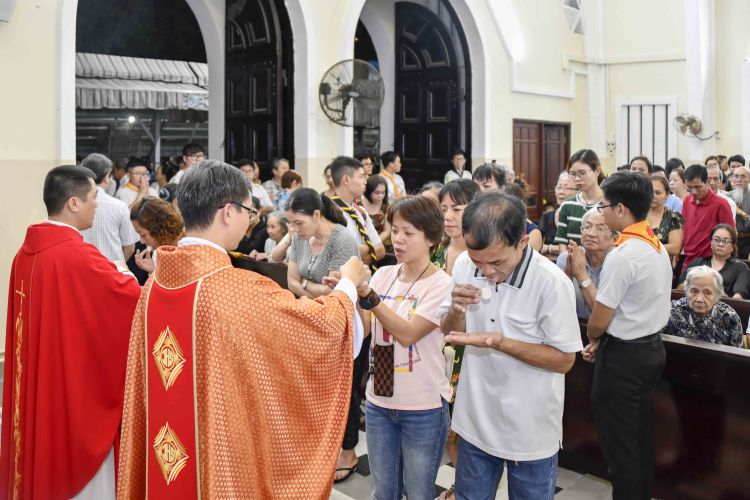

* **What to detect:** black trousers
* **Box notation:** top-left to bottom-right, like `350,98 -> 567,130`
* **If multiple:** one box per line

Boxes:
342,334 -> 371,450
591,333 -> 665,500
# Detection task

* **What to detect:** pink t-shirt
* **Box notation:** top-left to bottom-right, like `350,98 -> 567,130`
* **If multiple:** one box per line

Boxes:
366,264 -> 453,410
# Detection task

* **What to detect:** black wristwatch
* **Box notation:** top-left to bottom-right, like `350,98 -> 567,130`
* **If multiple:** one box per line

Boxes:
358,289 -> 381,310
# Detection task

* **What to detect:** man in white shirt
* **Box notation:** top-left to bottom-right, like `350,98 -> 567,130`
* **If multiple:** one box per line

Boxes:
707,164 -> 737,218
105,159 -> 128,197
114,159 -> 157,208
328,155 -> 385,481
236,159 -> 273,215
379,151 -> 406,203
171,142 -> 205,184
80,153 -> 139,263
439,191 -> 582,499
444,149 -> 472,184
330,156 -> 386,267
584,171 -> 672,500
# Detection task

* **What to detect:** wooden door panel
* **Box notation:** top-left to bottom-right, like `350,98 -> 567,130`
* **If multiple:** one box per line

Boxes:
513,120 -> 570,221
225,0 -> 293,171
395,2 -> 460,190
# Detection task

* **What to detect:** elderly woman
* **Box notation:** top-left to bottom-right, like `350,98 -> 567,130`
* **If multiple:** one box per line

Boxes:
540,172 -> 578,261
556,207 -> 618,319
678,224 -> 750,299
664,266 -> 744,347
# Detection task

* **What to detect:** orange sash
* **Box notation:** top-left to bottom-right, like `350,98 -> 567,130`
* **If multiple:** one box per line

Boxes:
615,220 -> 662,253
380,170 -> 401,197
146,281 -> 200,499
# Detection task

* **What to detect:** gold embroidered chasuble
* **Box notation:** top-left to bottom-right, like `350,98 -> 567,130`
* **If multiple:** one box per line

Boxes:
117,244 -> 354,499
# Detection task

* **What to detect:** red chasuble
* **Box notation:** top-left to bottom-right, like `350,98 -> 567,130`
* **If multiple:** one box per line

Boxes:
0,223 -> 141,500
118,244 -> 355,499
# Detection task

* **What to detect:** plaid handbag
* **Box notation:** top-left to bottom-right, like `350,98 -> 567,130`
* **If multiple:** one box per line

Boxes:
371,343 -> 394,397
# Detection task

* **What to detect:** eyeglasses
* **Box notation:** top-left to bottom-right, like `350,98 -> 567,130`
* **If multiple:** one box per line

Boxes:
581,225 -> 611,234
220,201 -> 259,218
188,153 -> 205,160
555,185 -> 577,192
596,203 -> 616,213
568,170 -> 590,180
733,174 -> 749,180
711,237 -> 733,246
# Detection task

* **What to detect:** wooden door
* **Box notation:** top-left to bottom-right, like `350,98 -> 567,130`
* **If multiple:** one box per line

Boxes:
394,2 -> 461,191
225,0 -> 293,177
513,120 -> 570,220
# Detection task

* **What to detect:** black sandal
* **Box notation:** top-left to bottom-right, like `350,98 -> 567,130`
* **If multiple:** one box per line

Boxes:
333,463 -> 359,483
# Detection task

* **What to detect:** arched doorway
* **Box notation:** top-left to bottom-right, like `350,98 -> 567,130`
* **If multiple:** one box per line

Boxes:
75,0 -> 208,165
225,0 -> 294,178
394,1 -> 471,190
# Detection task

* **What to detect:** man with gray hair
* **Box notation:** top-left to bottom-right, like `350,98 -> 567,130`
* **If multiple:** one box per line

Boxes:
80,153 -> 139,263
727,165 -> 750,257
438,191 -> 581,499
117,160 -> 369,498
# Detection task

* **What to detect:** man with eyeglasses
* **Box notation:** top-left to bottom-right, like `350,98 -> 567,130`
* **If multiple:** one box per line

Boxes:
681,164 -> 736,272
556,207 -> 618,320
726,159 -> 750,257
117,160 -> 369,498
584,171 -> 672,500
114,158 -> 158,208
171,142 -> 206,184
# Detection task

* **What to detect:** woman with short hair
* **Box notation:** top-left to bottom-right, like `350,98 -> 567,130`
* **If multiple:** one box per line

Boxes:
356,195 -> 453,500
129,196 -> 185,274
678,224 -> 750,299
665,265 -> 744,347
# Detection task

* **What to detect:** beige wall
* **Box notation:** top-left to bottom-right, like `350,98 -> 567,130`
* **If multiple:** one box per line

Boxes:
715,0 -> 750,157
0,0 -> 64,351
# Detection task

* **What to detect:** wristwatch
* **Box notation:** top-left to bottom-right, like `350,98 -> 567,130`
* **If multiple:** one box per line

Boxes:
358,289 -> 381,310
579,278 -> 592,289
301,278 -> 309,290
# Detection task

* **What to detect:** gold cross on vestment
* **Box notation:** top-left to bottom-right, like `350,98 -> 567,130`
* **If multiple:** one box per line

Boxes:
15,281 -> 25,299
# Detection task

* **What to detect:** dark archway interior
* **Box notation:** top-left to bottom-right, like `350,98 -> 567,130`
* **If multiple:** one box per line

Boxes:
354,20 -> 378,68
77,0 -> 206,62
353,20 -> 380,156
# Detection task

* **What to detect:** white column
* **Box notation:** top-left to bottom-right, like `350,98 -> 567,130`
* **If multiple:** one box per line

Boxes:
742,60 -> 750,157
684,0 -> 716,162
582,0 -> 607,157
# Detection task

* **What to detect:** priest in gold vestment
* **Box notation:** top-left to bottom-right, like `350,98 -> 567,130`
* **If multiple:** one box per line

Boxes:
117,161 -> 368,499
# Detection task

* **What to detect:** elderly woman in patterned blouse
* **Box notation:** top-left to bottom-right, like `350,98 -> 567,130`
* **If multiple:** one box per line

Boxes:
663,265 -> 744,347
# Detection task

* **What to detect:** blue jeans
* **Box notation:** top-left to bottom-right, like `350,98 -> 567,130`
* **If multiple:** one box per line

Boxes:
365,399 -> 449,500
455,438 -> 558,500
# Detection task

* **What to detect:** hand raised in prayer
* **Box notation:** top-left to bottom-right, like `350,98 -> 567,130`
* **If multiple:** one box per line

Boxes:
449,284 -> 481,315
582,338 -> 599,363
567,241 -> 588,282
445,330 -> 504,350
340,256 -> 369,288
135,247 -> 155,274
138,175 -> 150,196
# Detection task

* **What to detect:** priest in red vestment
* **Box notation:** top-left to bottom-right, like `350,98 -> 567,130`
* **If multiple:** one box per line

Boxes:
117,161 -> 368,499
1,165 -> 141,500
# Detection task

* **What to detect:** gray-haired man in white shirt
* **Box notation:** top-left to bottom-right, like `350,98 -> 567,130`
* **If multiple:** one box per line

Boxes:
439,191 -> 582,500
80,153 -> 139,264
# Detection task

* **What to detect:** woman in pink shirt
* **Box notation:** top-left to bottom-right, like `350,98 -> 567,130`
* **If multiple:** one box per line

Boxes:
356,195 -> 453,500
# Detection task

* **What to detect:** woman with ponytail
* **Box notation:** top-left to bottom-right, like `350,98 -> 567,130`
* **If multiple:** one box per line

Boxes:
285,188 -> 360,298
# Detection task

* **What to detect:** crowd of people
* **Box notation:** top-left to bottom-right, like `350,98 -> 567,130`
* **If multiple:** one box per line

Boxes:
3,141 -> 749,500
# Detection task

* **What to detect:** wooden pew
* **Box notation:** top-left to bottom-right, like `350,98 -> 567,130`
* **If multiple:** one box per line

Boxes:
561,322 -> 750,498
229,253 -> 289,289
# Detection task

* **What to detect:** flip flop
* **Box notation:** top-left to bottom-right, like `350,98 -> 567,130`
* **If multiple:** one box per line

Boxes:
333,463 -> 359,483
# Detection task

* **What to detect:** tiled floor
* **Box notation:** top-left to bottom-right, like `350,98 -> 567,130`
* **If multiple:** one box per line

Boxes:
330,429 -> 614,499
